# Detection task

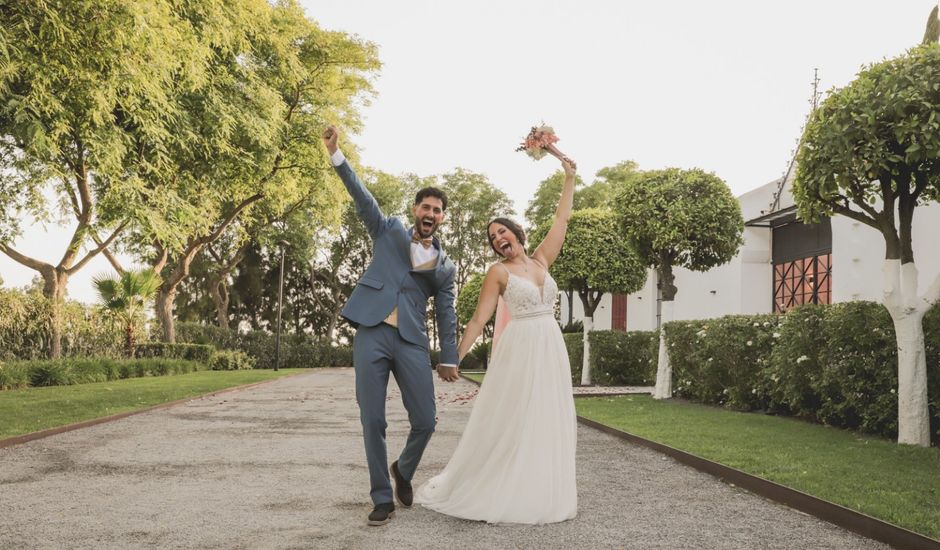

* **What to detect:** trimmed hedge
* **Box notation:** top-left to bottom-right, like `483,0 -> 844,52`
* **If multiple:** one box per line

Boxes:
589,330 -> 658,386
209,350 -> 255,371
0,358 -> 206,390
563,331 -> 657,386
177,322 -> 352,369
134,343 -> 215,364
662,301 -> 940,444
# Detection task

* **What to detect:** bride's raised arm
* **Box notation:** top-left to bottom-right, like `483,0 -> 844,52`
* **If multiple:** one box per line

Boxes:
456,264 -> 507,364
532,156 -> 577,269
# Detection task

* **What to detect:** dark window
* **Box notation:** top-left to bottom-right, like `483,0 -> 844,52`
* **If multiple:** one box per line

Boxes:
611,294 -> 627,331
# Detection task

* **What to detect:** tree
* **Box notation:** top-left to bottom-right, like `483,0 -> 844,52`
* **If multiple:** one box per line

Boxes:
615,168 -> 743,399
455,271 -> 494,368
533,209 -> 647,385
124,1 -> 378,343
0,0 -> 196,356
526,162 -> 640,325
93,268 -> 161,357
793,32 -> 940,446
436,169 -> 515,295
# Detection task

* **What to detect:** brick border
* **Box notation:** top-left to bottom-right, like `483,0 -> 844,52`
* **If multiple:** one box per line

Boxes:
0,371 -> 309,450
459,373 -> 940,550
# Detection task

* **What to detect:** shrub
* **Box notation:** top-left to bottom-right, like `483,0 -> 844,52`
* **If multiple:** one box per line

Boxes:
588,330 -> 658,386
0,358 -> 205,390
564,333 -> 584,384
765,304 -> 827,418
176,322 -> 352,369
0,288 -> 126,360
0,362 -> 30,390
135,343 -> 215,364
209,350 -> 255,371
28,362 -> 74,387
560,320 -> 583,333
665,314 -> 779,410
815,302 -> 899,436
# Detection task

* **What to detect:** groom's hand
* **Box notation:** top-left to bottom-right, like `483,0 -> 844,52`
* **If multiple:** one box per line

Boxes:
436,365 -> 459,382
322,125 -> 339,156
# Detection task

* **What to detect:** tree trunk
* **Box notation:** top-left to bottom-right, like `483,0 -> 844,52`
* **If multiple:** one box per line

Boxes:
41,269 -> 69,359
883,258 -> 934,446
125,322 -> 135,358
156,287 -> 177,343
566,290 -> 574,326
891,311 -> 929,445
653,299 -> 675,399
580,315 -> 594,385
208,276 -> 230,330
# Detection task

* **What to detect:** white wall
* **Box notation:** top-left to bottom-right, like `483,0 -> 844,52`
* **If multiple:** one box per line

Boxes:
832,201 -> 940,303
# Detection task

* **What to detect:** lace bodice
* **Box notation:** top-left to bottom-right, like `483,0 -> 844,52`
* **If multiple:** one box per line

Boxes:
502,271 -> 558,319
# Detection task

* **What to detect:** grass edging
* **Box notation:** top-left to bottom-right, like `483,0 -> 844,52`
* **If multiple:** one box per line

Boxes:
0,370 -> 309,450
458,373 -> 940,549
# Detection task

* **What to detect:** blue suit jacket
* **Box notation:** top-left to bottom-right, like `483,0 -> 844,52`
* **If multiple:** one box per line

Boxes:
334,160 -> 459,365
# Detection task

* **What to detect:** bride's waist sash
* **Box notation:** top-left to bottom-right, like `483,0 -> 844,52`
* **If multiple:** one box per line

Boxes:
508,309 -> 554,321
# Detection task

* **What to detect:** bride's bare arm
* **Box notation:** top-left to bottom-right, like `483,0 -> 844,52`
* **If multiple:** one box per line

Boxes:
457,264 -> 506,363
532,156 -> 577,269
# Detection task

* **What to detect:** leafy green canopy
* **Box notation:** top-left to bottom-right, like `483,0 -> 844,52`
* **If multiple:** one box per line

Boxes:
794,43 -> 940,246
615,168 -> 744,272
540,208 -> 647,298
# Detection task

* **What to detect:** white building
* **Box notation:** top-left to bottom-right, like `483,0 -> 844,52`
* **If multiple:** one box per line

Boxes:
561,174 -> 940,330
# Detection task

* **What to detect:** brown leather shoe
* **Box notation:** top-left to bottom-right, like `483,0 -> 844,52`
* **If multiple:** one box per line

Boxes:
389,460 -> 413,507
367,502 -> 395,526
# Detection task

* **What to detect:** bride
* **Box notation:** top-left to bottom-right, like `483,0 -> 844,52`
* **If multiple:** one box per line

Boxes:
414,153 -> 578,524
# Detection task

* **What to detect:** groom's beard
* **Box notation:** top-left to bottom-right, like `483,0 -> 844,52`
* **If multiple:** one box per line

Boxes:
414,219 -> 440,238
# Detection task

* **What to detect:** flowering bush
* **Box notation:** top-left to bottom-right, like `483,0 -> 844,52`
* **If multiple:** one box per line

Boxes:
665,314 -> 778,410
661,301 -> 940,443
765,304 -> 827,418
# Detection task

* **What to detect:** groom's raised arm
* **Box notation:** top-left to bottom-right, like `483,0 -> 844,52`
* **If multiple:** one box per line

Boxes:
322,126 -> 389,240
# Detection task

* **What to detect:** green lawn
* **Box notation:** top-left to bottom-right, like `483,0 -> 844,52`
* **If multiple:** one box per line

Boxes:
461,372 -> 484,383
577,395 -> 940,540
0,368 -> 303,439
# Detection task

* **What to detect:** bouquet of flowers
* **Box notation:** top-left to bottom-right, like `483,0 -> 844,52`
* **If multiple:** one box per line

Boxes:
515,124 -> 565,161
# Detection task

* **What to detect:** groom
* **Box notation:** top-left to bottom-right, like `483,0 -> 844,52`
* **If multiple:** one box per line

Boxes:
322,126 -> 460,526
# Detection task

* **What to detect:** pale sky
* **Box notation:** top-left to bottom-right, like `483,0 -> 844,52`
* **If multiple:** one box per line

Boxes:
2,0 -> 937,302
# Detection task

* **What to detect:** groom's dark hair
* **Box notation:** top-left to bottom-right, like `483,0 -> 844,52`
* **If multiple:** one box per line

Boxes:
487,217 -> 526,256
415,187 -> 448,211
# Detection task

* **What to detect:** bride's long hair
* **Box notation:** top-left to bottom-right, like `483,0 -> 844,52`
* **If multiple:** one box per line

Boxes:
486,217 -> 526,257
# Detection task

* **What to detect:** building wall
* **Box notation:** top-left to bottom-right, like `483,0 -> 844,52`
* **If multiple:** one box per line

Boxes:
832,201 -> 940,303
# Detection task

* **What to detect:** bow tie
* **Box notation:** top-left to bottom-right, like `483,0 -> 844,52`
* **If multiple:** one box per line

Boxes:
411,233 -> 434,249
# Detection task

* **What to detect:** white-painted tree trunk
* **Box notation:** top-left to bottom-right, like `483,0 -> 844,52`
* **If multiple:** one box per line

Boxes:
883,259 -> 940,447
653,300 -> 674,399
580,316 -> 593,386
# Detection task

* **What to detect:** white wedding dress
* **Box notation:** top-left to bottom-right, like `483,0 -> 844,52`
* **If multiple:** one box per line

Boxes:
414,270 -> 578,524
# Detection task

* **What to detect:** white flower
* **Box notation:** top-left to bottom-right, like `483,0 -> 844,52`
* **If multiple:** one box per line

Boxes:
890,389 -> 896,394
746,340 -> 753,346
751,388 -> 757,394
796,355 -> 809,364
753,322 -> 760,327
773,332 -> 781,339
708,357 -> 713,362
763,322 -> 771,327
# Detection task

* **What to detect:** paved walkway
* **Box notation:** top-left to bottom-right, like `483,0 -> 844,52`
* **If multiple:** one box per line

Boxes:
0,369 -> 886,550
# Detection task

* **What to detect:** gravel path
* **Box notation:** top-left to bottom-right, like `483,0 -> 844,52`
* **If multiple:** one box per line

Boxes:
0,368 -> 887,550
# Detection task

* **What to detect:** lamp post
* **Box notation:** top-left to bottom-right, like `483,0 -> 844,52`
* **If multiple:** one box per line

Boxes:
274,240 -> 290,371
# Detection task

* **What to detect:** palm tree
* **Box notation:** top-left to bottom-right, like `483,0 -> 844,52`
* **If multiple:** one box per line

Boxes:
93,268 -> 162,357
